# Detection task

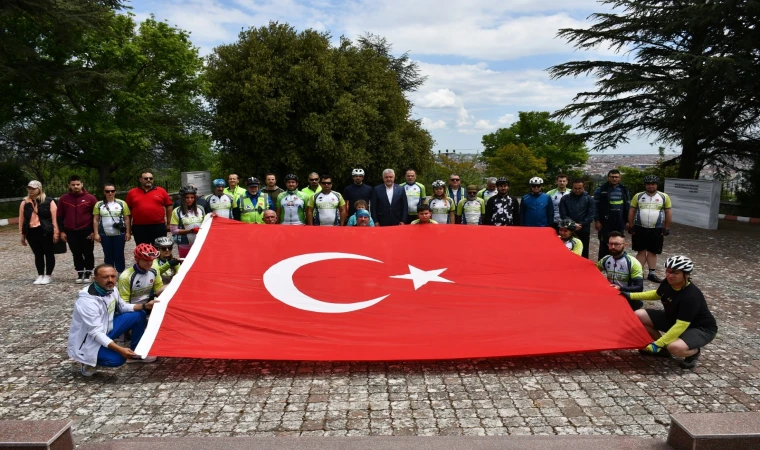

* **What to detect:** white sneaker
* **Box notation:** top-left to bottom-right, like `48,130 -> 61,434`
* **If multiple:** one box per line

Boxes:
83,271 -> 93,283
127,356 -> 157,363
33,275 -> 44,285
74,273 -> 84,284
80,364 -> 97,377
39,275 -> 52,285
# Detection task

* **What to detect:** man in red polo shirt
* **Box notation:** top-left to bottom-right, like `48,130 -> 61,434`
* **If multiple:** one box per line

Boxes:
126,171 -> 173,245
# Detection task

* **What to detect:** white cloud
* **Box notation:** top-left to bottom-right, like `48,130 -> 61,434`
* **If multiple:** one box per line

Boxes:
456,106 -> 475,127
497,113 -> 516,126
421,117 -> 447,130
474,119 -> 494,130
416,89 -> 460,109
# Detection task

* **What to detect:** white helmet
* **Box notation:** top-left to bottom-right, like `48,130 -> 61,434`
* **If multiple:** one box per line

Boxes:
529,177 -> 544,185
352,168 -> 365,176
665,255 -> 694,273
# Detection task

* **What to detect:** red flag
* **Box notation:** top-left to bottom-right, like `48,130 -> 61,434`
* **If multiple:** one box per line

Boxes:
136,217 -> 651,360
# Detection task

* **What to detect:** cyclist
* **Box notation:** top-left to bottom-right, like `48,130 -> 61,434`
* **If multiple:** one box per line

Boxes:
477,177 -> 498,203
558,219 -> 583,256
343,168 -> 373,217
205,179 -> 239,220
152,236 -> 181,285
597,231 -> 643,310
403,169 -> 426,224
118,243 -> 164,306
170,185 -> 205,247
622,256 -> 717,369
521,177 -> 553,227
628,175 -> 672,283
411,204 -> 437,224
484,177 -> 520,226
547,174 -> 570,232
424,180 -> 455,224
306,175 -> 347,226
276,174 -> 310,225
240,177 -> 274,224
456,185 -> 485,225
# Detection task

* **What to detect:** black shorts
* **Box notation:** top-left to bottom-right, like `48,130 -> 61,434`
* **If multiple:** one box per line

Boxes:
632,226 -> 664,254
646,309 -> 716,349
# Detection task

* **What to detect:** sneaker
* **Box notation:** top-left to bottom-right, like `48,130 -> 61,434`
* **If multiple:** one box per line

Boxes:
680,348 -> 701,369
638,348 -> 672,358
80,364 -> 97,377
75,272 -> 84,284
33,275 -> 44,285
83,271 -> 93,284
647,273 -> 663,283
39,275 -> 52,285
127,356 -> 158,363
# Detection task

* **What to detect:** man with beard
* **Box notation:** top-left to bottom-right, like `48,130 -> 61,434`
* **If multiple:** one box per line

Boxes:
597,231 -> 644,310
484,177 -> 520,226
456,185 -> 485,225
343,168 -> 373,217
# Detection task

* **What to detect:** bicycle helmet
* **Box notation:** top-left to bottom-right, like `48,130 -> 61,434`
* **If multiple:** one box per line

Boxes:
665,255 -> 694,273
496,177 -> 509,185
178,185 -> 197,196
352,168 -> 365,176
558,219 -> 577,230
246,177 -> 260,186
529,177 -> 544,185
213,178 -> 226,188
134,243 -> 160,261
643,175 -> 660,184
431,180 -> 446,188
154,236 -> 174,249
284,174 -> 298,182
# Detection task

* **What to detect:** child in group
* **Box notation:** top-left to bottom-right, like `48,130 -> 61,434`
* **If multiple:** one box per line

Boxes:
346,199 -> 375,226
411,204 -> 438,224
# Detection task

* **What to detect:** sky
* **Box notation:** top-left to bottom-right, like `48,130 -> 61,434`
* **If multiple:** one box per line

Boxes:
128,0 -> 668,155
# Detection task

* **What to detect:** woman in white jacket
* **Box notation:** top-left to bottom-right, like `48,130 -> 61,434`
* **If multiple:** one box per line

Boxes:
67,263 -> 157,376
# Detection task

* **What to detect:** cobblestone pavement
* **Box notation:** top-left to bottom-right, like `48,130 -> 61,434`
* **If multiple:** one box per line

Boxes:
1,221 -> 759,445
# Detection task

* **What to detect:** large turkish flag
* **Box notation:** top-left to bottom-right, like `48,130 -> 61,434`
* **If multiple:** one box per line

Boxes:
136,217 -> 651,360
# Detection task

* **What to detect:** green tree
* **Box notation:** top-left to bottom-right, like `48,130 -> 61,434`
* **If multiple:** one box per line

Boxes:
549,0 -> 760,180
423,154 -> 484,191
484,144 -> 547,196
481,111 -> 588,179
1,13 -> 209,186
356,33 -> 427,93
205,23 -> 434,186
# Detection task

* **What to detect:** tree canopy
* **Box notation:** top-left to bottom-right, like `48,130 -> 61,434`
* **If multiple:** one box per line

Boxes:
0,10 -> 209,186
549,0 -> 760,179
481,111 -> 588,179
484,144 -> 548,195
205,22 -> 434,186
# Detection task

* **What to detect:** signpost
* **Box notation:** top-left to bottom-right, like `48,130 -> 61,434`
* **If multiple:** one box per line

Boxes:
665,178 -> 721,230
180,171 -> 212,197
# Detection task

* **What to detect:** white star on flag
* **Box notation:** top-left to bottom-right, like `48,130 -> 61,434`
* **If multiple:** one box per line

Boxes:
390,265 -> 454,290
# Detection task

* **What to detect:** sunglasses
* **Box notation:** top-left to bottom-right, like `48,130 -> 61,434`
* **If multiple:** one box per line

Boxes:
159,247 -> 173,251
450,179 -> 460,182
467,191 -> 477,194
104,189 -> 116,193
309,179 -> 319,182
143,177 -> 153,180
320,181 -> 333,185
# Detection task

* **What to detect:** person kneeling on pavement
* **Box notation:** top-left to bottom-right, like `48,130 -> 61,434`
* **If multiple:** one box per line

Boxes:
67,264 -> 158,376
620,256 -> 717,369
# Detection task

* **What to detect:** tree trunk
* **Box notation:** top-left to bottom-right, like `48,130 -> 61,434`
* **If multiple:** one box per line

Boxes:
97,164 -> 112,190
678,134 -> 700,179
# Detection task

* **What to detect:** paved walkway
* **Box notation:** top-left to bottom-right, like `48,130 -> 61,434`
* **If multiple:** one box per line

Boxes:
1,222 -> 759,445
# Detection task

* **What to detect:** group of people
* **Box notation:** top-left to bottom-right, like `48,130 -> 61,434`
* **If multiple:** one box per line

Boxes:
16,168 -> 714,374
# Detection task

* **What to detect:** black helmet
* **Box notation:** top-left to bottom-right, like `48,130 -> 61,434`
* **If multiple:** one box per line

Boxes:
178,185 -> 197,196
246,177 -> 260,186
284,174 -> 299,182
643,175 -> 660,184
496,177 -> 509,186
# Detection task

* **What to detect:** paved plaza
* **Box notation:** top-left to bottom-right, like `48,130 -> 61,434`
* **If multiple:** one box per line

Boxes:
1,221 -> 759,445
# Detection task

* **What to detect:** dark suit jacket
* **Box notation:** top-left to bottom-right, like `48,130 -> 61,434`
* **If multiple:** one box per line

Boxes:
371,184 -> 408,226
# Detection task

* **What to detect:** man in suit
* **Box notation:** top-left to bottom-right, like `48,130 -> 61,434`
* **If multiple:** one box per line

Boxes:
371,169 -> 408,226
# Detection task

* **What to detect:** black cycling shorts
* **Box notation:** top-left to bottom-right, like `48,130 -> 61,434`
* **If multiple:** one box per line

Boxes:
632,226 -> 664,254
646,309 -> 716,349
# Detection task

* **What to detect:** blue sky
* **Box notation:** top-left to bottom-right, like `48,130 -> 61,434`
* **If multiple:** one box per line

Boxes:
128,0 -> 669,155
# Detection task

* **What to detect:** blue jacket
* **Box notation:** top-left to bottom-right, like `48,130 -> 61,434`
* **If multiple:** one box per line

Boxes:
520,192 -> 554,227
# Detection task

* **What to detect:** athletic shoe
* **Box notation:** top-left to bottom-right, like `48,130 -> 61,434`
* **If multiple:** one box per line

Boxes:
127,356 -> 158,363
80,364 -> 97,377
647,273 -> 663,283
33,275 -> 44,285
680,348 -> 701,369
83,271 -> 93,283
638,348 -> 672,358
75,272 -> 84,284
39,275 -> 52,285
